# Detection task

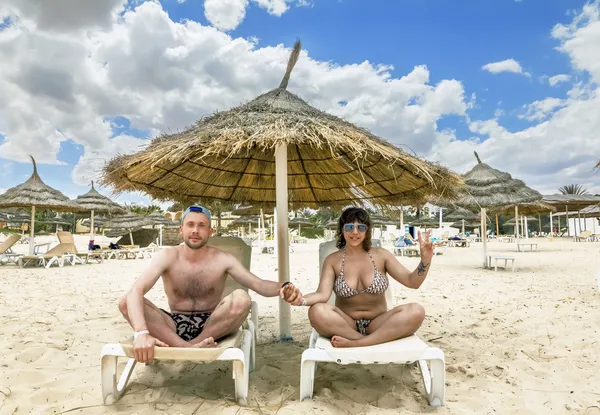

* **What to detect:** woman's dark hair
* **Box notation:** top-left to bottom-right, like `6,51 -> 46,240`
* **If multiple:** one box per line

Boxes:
336,207 -> 372,251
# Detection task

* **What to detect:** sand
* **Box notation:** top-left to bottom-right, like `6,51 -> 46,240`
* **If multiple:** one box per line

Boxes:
0,234 -> 599,414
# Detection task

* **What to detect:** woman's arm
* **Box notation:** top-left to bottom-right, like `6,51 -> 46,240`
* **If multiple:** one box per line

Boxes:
300,254 -> 337,306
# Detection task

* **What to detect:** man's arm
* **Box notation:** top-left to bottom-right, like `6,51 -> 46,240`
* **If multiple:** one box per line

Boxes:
225,253 -> 281,297
126,248 -> 173,332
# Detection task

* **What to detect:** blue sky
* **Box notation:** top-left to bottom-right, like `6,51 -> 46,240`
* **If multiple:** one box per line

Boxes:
0,0 -> 598,204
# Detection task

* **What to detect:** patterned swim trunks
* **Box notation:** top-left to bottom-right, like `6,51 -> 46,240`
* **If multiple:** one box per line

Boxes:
161,309 -> 212,341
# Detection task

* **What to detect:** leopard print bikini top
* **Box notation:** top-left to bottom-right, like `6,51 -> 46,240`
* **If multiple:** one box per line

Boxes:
333,248 -> 389,298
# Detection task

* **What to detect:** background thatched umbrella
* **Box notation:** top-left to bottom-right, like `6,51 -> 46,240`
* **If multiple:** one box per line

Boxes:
104,212 -> 153,245
0,156 -> 84,254
445,208 -> 479,234
82,215 -> 108,228
101,41 -> 462,340
408,217 -> 440,228
438,152 -> 542,268
74,181 -> 124,241
146,211 -> 178,246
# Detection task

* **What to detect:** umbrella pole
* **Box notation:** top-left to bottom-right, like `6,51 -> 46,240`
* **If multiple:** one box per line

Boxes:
524,217 -> 529,239
481,209 -> 488,268
275,144 -> 292,341
29,205 -> 36,255
159,224 -> 163,246
549,211 -> 553,236
400,207 -> 404,235
565,205 -> 569,236
129,231 -> 134,246
495,214 -> 499,236
538,214 -> 542,234
515,206 -> 519,241
90,210 -> 95,242
462,219 -> 465,235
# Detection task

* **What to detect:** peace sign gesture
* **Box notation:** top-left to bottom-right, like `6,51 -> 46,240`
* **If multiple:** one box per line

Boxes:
418,230 -> 434,261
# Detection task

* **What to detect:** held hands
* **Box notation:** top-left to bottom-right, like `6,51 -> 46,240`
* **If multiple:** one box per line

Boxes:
279,282 -> 304,306
133,333 -> 168,363
418,230 -> 434,261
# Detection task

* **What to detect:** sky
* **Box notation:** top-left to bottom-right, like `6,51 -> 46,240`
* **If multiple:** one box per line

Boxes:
0,0 -> 599,207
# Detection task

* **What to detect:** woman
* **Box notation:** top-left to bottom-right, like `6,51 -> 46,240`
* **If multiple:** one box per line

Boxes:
297,207 -> 434,348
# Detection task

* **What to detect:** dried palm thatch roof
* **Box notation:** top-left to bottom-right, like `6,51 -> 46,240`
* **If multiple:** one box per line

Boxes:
444,207 -> 479,222
493,200 -> 556,216
409,217 -> 439,227
231,205 -> 274,216
450,220 -> 483,229
82,215 -> 108,227
0,156 -> 84,212
104,211 -> 153,230
435,152 -> 542,212
542,194 -> 600,211
101,41 -> 463,209
74,181 -> 125,213
147,211 -> 178,227
289,217 -> 313,228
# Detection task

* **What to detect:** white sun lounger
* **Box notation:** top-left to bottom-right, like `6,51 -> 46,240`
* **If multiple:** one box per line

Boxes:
299,240 -> 446,406
100,237 -> 257,406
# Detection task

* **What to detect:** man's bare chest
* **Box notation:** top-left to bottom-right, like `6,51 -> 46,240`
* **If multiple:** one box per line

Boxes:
164,262 -> 227,300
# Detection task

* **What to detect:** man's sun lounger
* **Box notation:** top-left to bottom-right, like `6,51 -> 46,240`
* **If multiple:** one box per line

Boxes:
100,237 -> 257,406
299,240 -> 446,406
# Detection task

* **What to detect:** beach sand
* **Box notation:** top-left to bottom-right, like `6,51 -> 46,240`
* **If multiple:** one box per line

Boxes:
0,235 -> 599,414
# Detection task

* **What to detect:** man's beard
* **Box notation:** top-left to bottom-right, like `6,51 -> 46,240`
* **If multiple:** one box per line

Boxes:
183,236 -> 208,250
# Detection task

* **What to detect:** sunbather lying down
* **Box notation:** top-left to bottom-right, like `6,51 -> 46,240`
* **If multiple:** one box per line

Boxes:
118,204 -> 300,363
291,207 -> 435,348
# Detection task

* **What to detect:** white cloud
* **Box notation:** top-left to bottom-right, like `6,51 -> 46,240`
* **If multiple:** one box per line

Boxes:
203,0 -> 308,31
204,0 -> 248,31
481,58 -> 530,77
548,74 -> 571,86
253,0 -> 290,16
518,97 -> 566,121
552,1 -> 600,83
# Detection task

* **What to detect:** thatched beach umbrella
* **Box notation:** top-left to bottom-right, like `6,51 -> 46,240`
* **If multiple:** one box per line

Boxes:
74,181 -> 125,242
147,211 -> 177,246
101,41 -> 462,339
438,152 -> 542,268
104,212 -> 153,245
82,215 -> 108,228
445,208 -> 479,234
0,156 -> 84,254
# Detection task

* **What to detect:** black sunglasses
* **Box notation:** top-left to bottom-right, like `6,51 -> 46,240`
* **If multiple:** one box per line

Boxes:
343,223 -> 368,233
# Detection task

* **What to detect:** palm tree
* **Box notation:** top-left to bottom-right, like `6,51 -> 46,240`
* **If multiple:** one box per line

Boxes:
558,184 -> 588,195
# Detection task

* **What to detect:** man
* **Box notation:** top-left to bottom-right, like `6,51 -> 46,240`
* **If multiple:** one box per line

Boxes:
119,205 -> 302,363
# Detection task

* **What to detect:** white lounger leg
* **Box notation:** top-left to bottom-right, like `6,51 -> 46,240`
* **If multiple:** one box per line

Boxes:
299,330 -> 321,401
101,344 -> 136,404
231,333 -> 251,406
300,355 -> 318,401
418,347 -> 446,406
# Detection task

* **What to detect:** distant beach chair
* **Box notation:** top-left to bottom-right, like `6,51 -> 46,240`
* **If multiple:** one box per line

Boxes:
0,234 -> 22,265
56,231 -> 105,264
573,231 -> 592,242
100,237 -> 257,406
18,243 -> 74,268
299,240 -> 446,406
